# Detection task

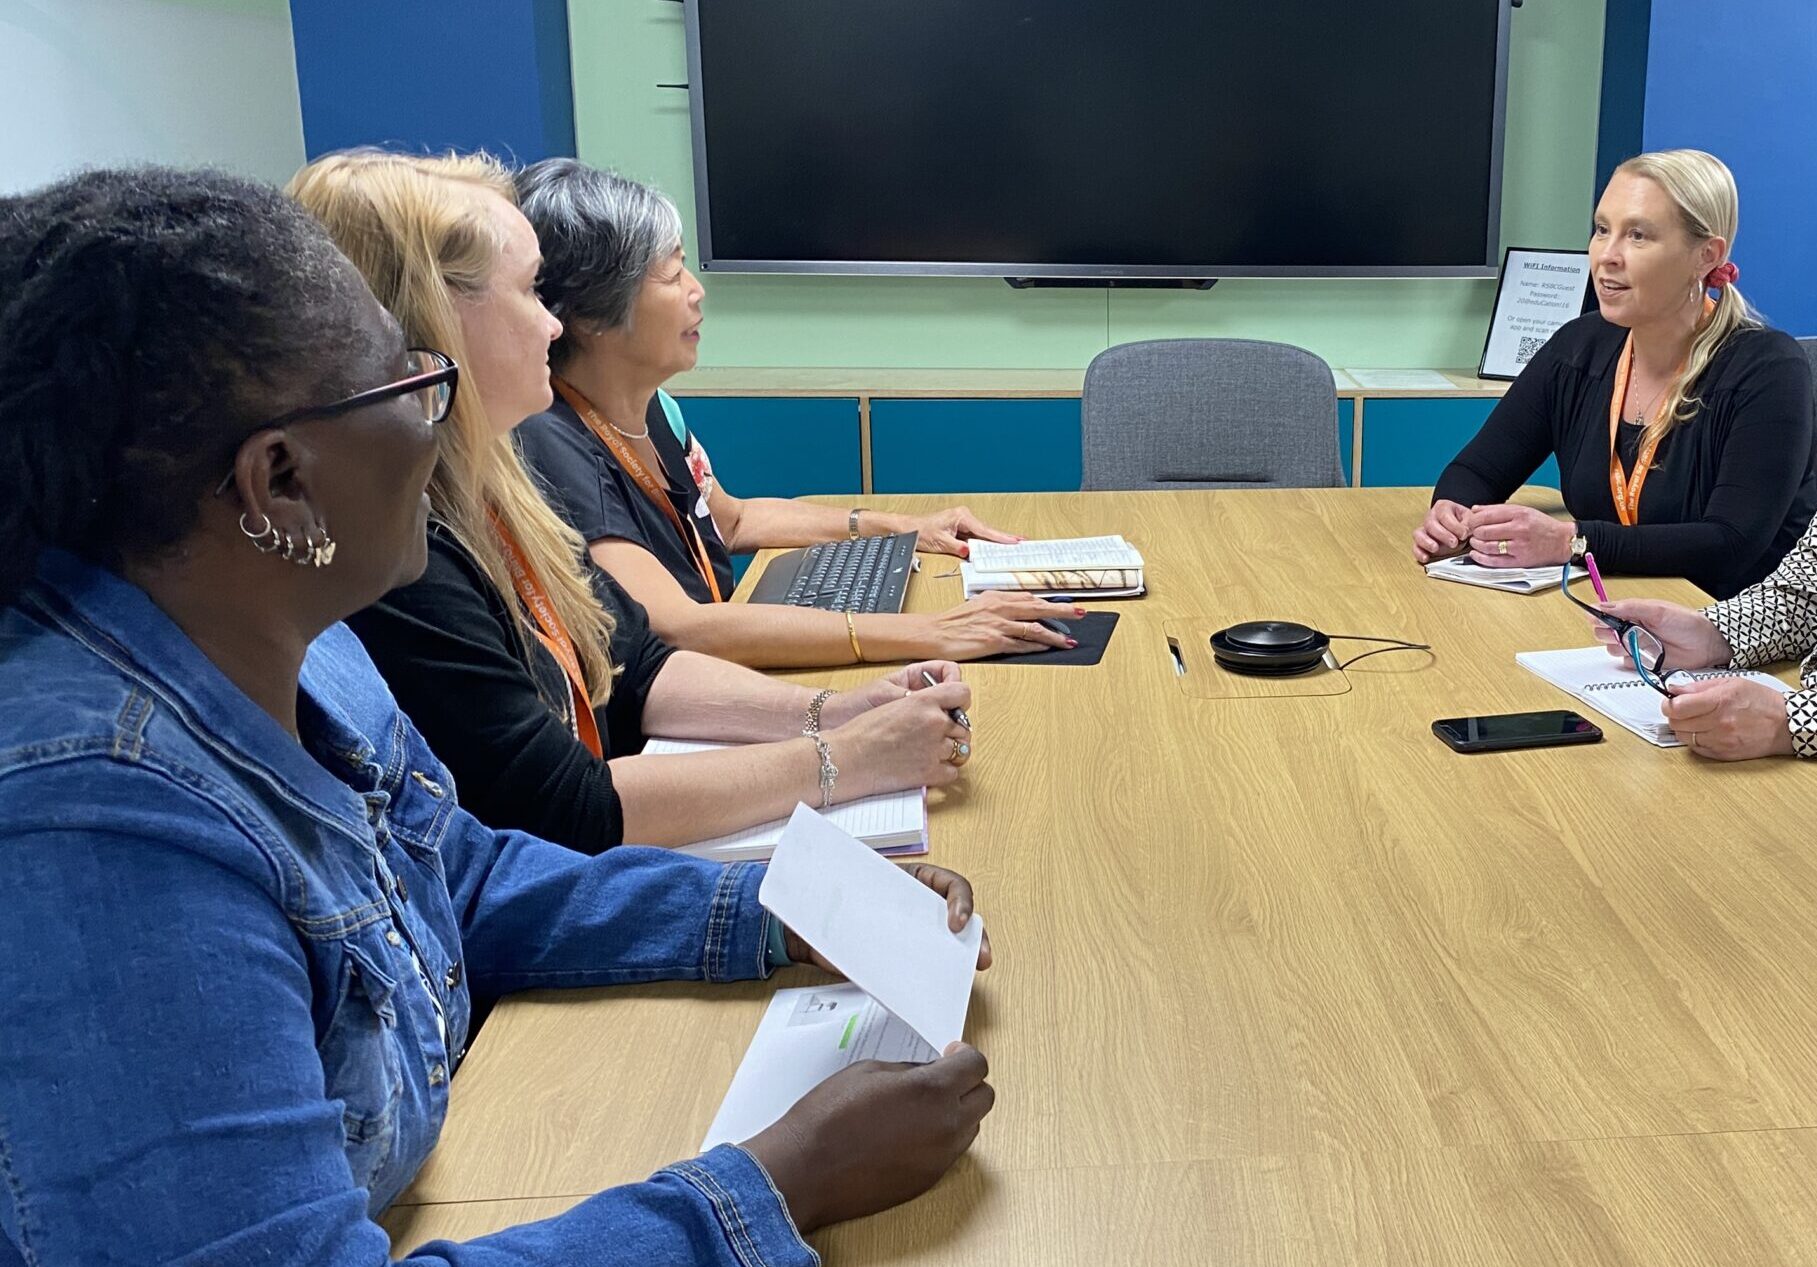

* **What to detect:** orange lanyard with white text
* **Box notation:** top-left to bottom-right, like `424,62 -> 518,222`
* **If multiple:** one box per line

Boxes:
553,377 -> 725,603
1606,336 -> 1669,527
489,510 -> 603,759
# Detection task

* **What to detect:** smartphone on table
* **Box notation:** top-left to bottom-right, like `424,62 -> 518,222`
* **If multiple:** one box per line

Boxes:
1432,710 -> 1603,753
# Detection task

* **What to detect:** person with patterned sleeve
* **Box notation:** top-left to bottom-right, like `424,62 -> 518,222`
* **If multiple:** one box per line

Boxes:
1589,519 -> 1817,760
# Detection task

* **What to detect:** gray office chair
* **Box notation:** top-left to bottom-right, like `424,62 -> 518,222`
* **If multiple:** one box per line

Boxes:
1080,338 -> 1345,490
1797,336 -> 1817,393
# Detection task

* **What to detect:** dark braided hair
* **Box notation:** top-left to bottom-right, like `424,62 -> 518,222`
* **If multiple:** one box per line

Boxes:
0,167 -> 371,605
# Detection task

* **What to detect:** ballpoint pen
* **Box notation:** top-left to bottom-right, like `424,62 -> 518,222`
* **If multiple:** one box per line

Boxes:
922,669 -> 971,730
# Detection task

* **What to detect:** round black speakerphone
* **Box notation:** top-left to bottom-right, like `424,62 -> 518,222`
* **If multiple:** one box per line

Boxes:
1209,621 -> 1332,677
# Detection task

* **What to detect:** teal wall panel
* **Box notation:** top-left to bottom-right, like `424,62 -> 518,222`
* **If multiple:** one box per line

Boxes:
1338,403 -> 1354,487
670,396 -> 862,582
1361,398 -> 1559,490
669,397 -> 862,497
871,399 -> 1083,494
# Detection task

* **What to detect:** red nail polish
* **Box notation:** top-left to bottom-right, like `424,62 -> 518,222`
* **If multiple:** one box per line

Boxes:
1066,638 -> 1078,648
959,545 -> 970,559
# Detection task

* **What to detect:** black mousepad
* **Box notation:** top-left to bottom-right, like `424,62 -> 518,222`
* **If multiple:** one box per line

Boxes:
975,611 -> 1119,666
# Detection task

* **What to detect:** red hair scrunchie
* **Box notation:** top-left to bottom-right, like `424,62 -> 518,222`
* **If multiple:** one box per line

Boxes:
1705,261 -> 1740,290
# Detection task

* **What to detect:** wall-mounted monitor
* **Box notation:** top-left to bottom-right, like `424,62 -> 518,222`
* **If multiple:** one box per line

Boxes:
684,0 -> 1513,279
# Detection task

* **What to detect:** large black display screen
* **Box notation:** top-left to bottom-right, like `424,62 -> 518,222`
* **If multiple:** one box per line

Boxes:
687,0 -> 1509,276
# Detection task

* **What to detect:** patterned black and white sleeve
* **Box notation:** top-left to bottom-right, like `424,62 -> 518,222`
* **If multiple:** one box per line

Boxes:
1702,521 -> 1817,756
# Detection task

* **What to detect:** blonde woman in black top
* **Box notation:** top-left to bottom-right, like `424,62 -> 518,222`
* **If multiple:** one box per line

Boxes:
1415,150 -> 1816,600
292,150 -> 975,853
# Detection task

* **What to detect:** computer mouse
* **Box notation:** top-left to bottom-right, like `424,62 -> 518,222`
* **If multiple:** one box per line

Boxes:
1037,617 -> 1072,635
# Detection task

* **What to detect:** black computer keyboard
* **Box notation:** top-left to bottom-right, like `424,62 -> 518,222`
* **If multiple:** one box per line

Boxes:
749,532 -> 919,613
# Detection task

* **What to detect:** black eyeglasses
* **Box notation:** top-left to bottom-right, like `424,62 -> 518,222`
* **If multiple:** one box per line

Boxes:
215,348 -> 459,494
1557,562 -> 1684,695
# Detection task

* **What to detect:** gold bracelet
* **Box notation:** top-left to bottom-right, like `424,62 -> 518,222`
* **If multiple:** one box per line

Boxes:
845,610 -> 864,663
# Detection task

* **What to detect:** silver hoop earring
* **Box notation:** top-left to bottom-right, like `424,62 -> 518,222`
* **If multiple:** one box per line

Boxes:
238,512 -> 283,555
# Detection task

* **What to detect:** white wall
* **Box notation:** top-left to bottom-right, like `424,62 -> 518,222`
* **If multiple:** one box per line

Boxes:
0,0 -> 304,194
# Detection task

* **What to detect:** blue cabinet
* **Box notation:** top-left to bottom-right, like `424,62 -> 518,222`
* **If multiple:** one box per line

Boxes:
1359,398 -> 1559,490
871,399 -> 1083,494
667,397 -> 863,497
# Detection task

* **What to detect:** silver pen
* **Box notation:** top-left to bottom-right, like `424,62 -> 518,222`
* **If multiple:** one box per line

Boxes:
921,669 -> 971,730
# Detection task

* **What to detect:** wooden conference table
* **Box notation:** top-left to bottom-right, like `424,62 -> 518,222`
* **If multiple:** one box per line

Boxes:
385,488 -> 1817,1264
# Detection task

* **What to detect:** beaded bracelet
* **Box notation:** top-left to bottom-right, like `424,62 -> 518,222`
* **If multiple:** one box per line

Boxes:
803,687 -> 835,738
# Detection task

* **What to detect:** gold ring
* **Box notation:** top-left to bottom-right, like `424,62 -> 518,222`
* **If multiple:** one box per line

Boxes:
945,738 -> 971,766
1688,732 -> 1699,749
1497,540 -> 1510,556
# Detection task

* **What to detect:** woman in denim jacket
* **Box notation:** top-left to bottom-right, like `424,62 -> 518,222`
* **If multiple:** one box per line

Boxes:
0,169 -> 992,1264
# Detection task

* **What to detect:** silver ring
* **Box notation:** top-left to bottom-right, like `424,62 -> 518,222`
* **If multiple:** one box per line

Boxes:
1688,732 -> 1700,749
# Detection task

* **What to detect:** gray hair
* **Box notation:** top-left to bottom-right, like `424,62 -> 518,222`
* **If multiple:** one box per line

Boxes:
514,159 -> 683,368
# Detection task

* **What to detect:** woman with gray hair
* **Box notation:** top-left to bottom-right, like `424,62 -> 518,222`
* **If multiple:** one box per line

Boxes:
513,158 -> 1075,669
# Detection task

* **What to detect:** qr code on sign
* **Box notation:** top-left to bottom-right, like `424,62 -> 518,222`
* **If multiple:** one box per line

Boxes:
1515,336 -> 1545,365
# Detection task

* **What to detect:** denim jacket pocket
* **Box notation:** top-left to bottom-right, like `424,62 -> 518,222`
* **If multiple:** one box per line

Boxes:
319,934 -> 405,1193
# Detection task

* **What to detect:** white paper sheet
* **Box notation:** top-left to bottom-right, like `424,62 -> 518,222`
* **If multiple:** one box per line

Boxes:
1424,557 -> 1585,594
965,535 -> 1143,571
760,804 -> 982,1052
1341,368 -> 1459,391
700,983 -> 937,1149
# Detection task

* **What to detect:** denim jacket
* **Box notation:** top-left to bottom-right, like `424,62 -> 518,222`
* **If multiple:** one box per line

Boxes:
0,553 -> 817,1266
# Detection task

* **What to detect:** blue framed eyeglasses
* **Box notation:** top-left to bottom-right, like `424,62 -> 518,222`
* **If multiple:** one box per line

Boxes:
1556,563 -> 1683,695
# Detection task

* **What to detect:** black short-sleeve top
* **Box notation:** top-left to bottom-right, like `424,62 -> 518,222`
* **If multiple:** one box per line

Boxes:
1432,311 -> 1817,599
345,521 -> 678,854
516,392 -> 736,605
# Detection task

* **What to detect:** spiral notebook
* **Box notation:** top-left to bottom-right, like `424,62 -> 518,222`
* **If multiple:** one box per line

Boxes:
642,738 -> 928,860
1515,646 -> 1791,747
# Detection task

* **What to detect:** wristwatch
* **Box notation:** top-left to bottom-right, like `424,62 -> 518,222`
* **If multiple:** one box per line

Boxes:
1568,530 -> 1588,562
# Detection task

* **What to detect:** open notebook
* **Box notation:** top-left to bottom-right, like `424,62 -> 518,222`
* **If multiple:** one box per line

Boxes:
960,535 -> 1145,598
1516,646 -> 1791,747
1426,557 -> 1585,594
642,738 -> 928,861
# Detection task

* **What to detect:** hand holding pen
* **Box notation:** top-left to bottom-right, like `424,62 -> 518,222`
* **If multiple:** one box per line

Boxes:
922,669 -> 971,729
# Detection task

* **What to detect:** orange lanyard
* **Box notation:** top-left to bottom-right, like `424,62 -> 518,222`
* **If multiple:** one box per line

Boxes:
1607,298 -> 1712,527
553,377 -> 725,603
1606,337 -> 1669,526
489,510 -> 603,759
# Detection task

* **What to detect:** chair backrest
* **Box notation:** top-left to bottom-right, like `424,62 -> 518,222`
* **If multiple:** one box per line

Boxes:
1797,337 -> 1817,397
1080,338 -> 1344,490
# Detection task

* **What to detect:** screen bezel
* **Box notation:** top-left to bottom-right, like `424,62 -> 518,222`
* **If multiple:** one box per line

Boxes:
682,0 -> 1514,279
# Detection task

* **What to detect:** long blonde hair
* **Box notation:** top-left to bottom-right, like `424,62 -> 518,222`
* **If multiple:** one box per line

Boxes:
288,150 -> 616,704
1613,149 -> 1761,452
